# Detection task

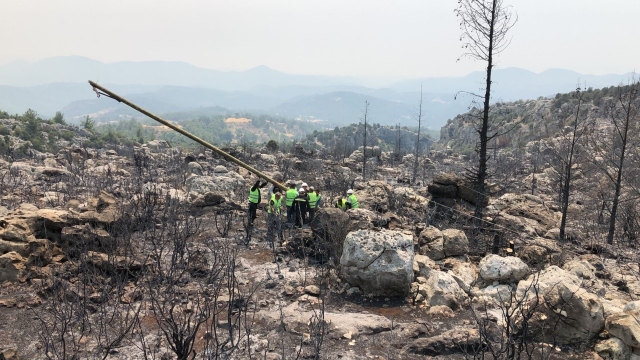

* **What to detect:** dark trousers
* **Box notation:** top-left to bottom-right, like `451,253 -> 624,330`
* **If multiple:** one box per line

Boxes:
287,205 -> 295,223
308,208 -> 316,224
295,207 -> 307,227
248,202 -> 258,224
267,213 -> 283,243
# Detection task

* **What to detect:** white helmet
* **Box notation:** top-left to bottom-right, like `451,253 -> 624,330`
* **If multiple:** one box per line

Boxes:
301,183 -> 308,187
347,189 -> 354,194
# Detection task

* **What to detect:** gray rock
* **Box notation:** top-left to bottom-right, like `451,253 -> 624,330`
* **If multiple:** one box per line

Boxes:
304,285 -> 321,297
404,328 -> 480,356
186,174 -> 244,195
187,162 -> 203,176
594,337 -> 631,360
418,226 -> 445,260
479,254 -> 529,283
442,229 -> 469,257
607,310 -> 640,348
521,268 -> 604,345
0,252 -> 26,282
213,165 -> 228,174
340,229 -> 414,297
144,140 -> 170,152
563,259 -> 596,280
418,269 -> 468,309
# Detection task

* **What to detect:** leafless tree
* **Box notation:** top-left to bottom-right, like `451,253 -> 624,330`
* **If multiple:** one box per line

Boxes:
590,78 -> 640,244
361,100 -> 370,181
543,86 -> 591,241
455,0 -> 517,222
412,86 -> 424,184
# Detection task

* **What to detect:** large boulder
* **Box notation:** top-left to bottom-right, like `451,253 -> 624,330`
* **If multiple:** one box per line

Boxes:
144,140 -> 171,153
310,208 -> 351,261
479,255 -> 529,283
340,229 -> 414,297
392,187 -> 429,216
185,174 -> 244,195
563,259 -> 596,279
0,252 -> 27,282
404,327 -> 480,356
346,208 -> 389,231
427,173 -> 477,204
348,146 -> 381,162
441,257 -> 478,292
417,226 -> 445,260
473,284 -> 513,304
519,237 -> 562,265
353,180 -> 394,212
0,207 -> 71,243
489,194 -> 559,238
60,224 -> 114,255
442,229 -> 469,257
187,161 -> 203,176
516,266 -> 581,301
606,310 -> 640,348
72,192 -> 121,226
594,337 -> 631,360
528,281 -> 604,345
518,266 -> 604,345
417,270 -> 468,309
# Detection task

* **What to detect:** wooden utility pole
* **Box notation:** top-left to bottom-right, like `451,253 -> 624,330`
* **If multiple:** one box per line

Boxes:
88,81 -> 287,191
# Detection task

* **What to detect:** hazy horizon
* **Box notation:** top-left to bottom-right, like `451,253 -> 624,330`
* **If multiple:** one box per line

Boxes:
2,0 -> 638,79
1,55 -> 636,81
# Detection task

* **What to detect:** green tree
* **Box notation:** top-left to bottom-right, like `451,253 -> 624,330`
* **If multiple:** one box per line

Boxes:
266,139 -> 279,152
52,111 -> 66,124
82,115 -> 95,130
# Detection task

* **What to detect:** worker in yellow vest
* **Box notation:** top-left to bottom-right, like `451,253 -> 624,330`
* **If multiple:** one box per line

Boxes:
346,189 -> 359,209
335,197 -> 347,211
293,189 -> 310,228
248,179 -> 267,225
307,186 -> 320,223
267,191 -> 283,244
285,182 -> 298,224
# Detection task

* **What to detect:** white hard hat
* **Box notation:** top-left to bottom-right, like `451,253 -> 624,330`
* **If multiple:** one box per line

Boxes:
301,183 -> 308,187
347,189 -> 354,194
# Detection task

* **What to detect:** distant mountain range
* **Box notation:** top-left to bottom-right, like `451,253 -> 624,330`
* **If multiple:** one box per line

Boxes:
0,56 -> 635,128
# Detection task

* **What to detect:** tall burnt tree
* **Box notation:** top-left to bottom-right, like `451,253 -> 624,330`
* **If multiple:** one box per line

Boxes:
591,78 -> 640,244
361,100 -> 370,181
542,86 -> 591,242
412,86 -> 424,184
455,0 -> 517,222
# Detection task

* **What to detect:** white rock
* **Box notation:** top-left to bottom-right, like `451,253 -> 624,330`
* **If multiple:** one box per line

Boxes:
479,254 -> 529,283
418,270 -> 468,310
607,310 -> 640,348
563,260 -> 596,280
340,229 -> 414,297
594,337 -> 631,360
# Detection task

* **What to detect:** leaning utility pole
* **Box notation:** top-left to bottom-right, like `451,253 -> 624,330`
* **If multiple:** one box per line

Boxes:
88,81 -> 287,191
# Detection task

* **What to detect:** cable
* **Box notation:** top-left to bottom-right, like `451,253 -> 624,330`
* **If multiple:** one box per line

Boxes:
426,199 -> 527,238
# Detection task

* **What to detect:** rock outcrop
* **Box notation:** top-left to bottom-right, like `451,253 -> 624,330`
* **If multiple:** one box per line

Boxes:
416,270 -> 468,309
340,229 -> 414,297
479,254 -> 529,283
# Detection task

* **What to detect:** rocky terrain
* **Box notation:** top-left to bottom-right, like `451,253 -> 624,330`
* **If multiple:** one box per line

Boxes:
1,83 -> 640,360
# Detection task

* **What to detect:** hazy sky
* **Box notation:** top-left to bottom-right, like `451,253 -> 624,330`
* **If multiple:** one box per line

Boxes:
2,0 -> 638,78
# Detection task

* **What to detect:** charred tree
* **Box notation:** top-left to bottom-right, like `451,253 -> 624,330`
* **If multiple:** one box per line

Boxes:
455,0 -> 517,223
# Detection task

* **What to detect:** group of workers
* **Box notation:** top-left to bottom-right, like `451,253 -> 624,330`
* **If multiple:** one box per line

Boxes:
247,178 -> 359,243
